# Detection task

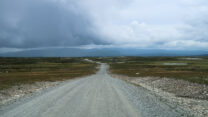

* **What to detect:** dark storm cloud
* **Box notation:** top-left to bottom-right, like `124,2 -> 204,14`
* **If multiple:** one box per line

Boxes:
0,0 -> 105,48
1,0 -> 208,51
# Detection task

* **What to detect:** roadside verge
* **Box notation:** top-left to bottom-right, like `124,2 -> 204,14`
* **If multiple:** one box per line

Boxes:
111,74 -> 208,117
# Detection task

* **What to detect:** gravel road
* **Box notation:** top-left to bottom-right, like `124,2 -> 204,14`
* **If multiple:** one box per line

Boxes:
0,63 -> 192,117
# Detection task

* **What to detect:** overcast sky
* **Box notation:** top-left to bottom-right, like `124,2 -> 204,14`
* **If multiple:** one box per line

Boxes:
0,0 -> 208,53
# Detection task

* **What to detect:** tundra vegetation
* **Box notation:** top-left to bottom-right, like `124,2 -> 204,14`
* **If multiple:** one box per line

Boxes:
0,57 -> 97,90
92,56 -> 208,85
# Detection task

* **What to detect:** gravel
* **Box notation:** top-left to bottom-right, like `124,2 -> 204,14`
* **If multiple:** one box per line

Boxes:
112,75 -> 208,117
110,77 -> 192,117
0,63 -> 193,117
0,81 -> 62,106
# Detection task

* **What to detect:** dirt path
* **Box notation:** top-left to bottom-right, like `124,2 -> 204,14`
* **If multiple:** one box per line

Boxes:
0,63 -> 192,117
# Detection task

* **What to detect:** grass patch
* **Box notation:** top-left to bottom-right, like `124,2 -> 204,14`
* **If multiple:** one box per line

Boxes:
0,57 -> 98,90
94,56 -> 208,85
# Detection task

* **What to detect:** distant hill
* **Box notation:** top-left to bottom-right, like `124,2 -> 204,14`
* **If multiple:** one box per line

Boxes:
0,48 -> 122,57
0,48 -> 207,57
198,54 -> 208,56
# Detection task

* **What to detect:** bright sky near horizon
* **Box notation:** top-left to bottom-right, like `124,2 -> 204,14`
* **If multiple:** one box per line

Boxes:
0,0 -> 208,53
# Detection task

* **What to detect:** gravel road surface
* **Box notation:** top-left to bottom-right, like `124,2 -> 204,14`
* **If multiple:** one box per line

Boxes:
0,63 -> 192,117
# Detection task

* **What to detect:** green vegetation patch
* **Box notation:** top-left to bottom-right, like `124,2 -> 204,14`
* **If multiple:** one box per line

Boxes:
99,56 -> 208,85
0,57 -> 98,90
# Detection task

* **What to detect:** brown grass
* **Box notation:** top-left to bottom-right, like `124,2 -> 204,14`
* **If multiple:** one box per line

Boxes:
0,57 -> 98,90
96,56 -> 208,85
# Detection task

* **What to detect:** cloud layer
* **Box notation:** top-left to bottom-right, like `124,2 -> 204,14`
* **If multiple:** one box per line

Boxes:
0,0 -> 208,52
0,0 -> 106,49
80,0 -> 208,49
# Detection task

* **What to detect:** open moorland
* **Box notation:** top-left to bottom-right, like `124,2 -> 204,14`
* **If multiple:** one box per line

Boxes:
0,57 -> 97,90
92,56 -> 208,85
1,57 -> 208,117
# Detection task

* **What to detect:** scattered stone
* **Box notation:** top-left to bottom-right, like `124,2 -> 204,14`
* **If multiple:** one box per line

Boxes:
0,81 -> 62,106
111,74 -> 208,117
180,58 -> 202,60
163,63 -> 187,66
